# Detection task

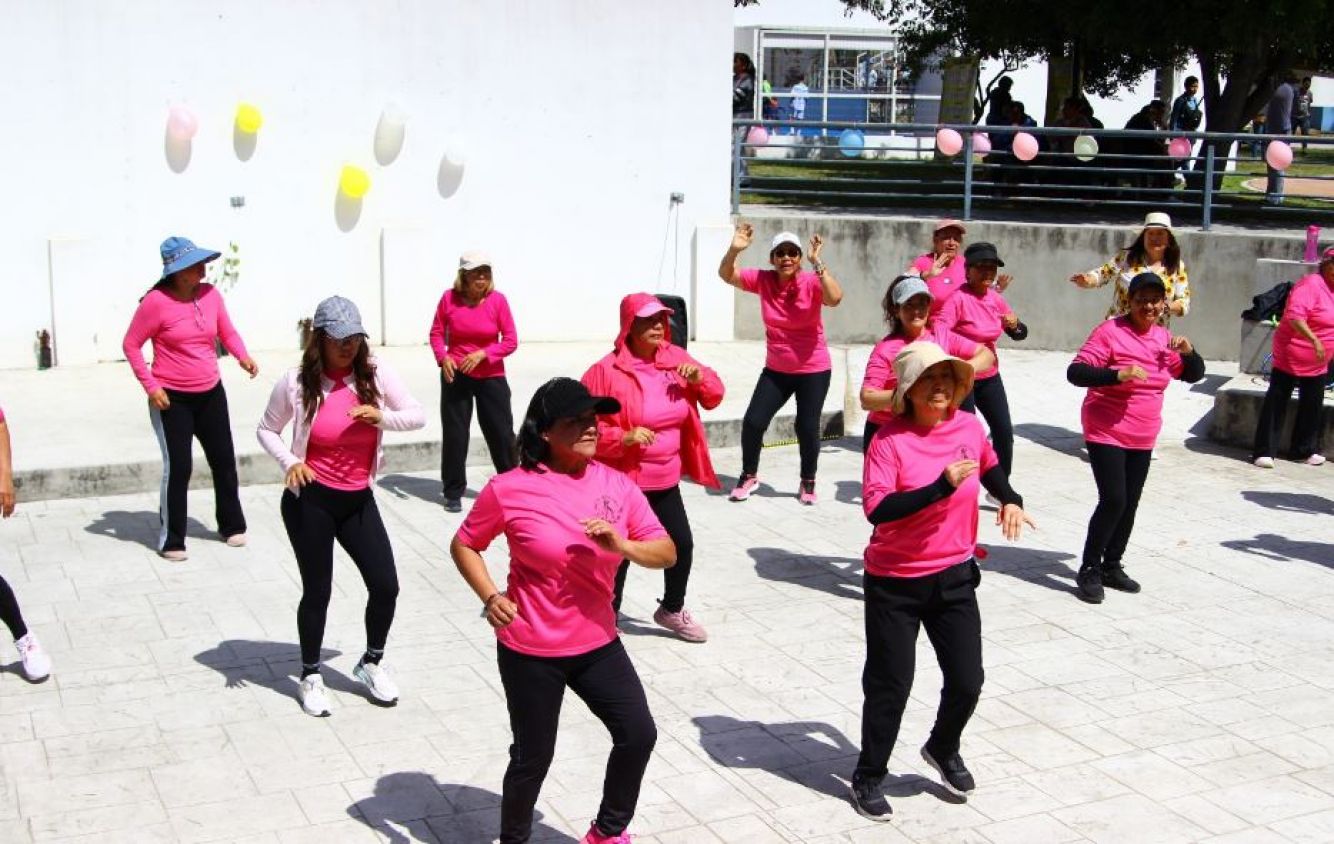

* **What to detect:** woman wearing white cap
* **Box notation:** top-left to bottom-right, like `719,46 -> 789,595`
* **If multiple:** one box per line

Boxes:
860,275 -> 995,449
258,296 -> 426,717
429,251 -> 519,513
123,236 -> 260,562
906,220 -> 1012,315
851,341 -> 1034,821
718,223 -> 843,504
1069,212 -> 1191,325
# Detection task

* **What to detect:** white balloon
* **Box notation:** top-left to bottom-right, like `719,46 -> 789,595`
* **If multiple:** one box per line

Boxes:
373,104 -> 408,166
1073,134 -> 1099,162
444,134 -> 468,168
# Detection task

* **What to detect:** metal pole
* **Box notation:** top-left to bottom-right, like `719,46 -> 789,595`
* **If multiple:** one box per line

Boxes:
962,132 -> 974,221
1202,143 -> 1215,231
732,125 -> 743,214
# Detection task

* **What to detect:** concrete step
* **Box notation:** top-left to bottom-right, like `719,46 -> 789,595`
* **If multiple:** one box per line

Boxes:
1210,372 -> 1334,457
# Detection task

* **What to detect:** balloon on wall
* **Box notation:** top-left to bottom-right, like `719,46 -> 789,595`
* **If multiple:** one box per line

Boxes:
339,164 -> 372,198
1012,132 -> 1039,162
972,133 -> 991,155
1265,140 -> 1294,171
838,128 -> 865,158
373,104 -> 408,166
235,103 -> 264,134
437,135 -> 468,198
1168,137 -> 1193,159
1073,134 -> 1099,162
167,106 -> 198,140
935,128 -> 963,156
746,126 -> 769,146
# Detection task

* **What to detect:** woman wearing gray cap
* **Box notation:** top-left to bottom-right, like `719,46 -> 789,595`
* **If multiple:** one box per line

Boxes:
429,251 -> 519,513
258,296 -> 425,717
719,222 -> 843,504
860,274 -> 995,450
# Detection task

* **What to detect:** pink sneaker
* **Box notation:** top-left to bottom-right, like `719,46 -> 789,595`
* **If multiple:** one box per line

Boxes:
729,474 -> 759,502
1306,454 -> 1327,466
581,823 -> 632,844
798,479 -> 817,505
653,605 -> 708,643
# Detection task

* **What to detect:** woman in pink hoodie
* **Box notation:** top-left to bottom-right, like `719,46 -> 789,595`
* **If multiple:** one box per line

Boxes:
581,293 -> 724,642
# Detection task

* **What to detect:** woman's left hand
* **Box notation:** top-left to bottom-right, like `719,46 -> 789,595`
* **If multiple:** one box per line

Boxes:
1170,335 -> 1194,355
458,350 -> 487,374
676,363 -> 702,384
1002,313 -> 1020,330
348,405 -> 383,425
581,518 -> 626,555
238,358 -> 259,378
808,234 -> 824,263
996,273 -> 1014,292
996,503 -> 1037,541
1169,299 -> 1187,317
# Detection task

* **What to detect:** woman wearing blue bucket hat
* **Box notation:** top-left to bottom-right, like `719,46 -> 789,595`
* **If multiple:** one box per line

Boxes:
123,236 -> 259,562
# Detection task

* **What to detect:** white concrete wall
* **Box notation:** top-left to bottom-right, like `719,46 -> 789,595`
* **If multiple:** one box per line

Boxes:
1,0 -> 732,370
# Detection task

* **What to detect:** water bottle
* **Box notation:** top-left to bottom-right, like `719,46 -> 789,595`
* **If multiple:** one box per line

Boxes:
1304,225 -> 1320,262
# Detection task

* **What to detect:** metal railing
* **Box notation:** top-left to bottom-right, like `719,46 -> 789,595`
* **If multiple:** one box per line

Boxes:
731,120 -> 1334,230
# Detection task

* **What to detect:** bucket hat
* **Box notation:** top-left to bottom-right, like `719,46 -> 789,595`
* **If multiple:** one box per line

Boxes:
157,236 -> 219,282
891,342 -> 975,416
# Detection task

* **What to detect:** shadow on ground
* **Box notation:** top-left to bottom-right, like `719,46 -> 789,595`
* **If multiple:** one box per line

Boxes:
1013,423 -> 1087,459
749,547 -> 862,601
85,510 -> 211,551
1221,534 -> 1334,570
347,771 -> 574,843
378,474 -> 451,505
980,545 -> 1081,597
1241,490 -> 1334,516
1189,373 -> 1230,397
192,640 -> 366,707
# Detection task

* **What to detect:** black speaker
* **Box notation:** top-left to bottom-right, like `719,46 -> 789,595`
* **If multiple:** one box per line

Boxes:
654,294 -> 688,349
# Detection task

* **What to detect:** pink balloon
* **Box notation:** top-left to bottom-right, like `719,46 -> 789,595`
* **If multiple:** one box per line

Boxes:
972,133 -> 991,155
167,106 -> 198,140
746,126 -> 769,146
1012,132 -> 1038,161
936,128 -> 963,156
1168,137 -> 1192,159
1266,140 -> 1293,171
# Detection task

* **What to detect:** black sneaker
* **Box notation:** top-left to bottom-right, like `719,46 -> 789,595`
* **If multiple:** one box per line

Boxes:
848,776 -> 893,821
443,498 -> 462,514
921,745 -> 975,798
1076,566 -> 1104,604
1101,564 -> 1141,593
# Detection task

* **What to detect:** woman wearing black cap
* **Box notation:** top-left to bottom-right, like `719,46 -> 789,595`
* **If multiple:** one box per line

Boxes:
451,377 -> 676,844
257,296 -> 426,716
935,243 -> 1027,487
1067,273 -> 1205,603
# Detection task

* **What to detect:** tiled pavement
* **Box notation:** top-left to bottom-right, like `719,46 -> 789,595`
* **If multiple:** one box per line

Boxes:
2,350 -> 1334,843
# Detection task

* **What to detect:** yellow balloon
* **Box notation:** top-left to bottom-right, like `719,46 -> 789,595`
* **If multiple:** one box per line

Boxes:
235,103 -> 264,134
339,165 -> 371,199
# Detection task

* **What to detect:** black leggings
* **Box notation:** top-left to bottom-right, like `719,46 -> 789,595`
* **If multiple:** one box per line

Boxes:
741,368 -> 831,480
440,372 -> 517,500
0,575 -> 28,640
497,638 -> 656,843
1252,366 -> 1327,461
612,485 -> 693,614
149,382 -> 246,552
960,374 -> 1013,477
855,561 -> 983,781
280,482 -> 399,667
1082,442 -> 1153,570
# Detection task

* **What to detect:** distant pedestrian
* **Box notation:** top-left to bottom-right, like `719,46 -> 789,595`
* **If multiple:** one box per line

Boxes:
984,76 -> 1013,127
0,405 -> 52,683
1294,77 -> 1314,152
1266,74 -> 1296,204
1169,76 -> 1203,132
122,236 -> 258,562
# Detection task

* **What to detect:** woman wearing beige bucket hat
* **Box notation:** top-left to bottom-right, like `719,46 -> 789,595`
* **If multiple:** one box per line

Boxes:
1069,211 -> 1191,325
850,341 -> 1034,821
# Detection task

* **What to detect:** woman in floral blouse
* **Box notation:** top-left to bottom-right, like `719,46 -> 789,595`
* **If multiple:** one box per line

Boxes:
1069,212 -> 1190,325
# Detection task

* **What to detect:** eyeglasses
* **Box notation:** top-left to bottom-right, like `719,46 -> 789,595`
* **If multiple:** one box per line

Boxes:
772,248 -> 802,259
324,334 -> 364,348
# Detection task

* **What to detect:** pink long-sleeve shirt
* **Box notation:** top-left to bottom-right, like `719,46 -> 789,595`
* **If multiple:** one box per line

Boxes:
428,290 -> 518,379
122,284 -> 249,394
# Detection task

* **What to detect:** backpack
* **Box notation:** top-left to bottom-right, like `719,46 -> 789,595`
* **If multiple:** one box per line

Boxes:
1241,281 -> 1292,322
1179,97 -> 1203,131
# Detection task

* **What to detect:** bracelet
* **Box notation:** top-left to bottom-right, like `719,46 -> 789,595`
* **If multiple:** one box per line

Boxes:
812,261 -> 827,274
483,592 -> 502,608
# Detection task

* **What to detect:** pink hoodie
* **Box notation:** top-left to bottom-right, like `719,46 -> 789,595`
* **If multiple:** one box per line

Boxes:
581,293 -> 724,489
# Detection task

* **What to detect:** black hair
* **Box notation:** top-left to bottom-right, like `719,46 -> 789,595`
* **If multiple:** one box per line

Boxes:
881,274 -> 919,334
1126,228 -> 1182,273
1184,75 -> 1199,87
516,387 -> 552,471
733,52 -> 755,76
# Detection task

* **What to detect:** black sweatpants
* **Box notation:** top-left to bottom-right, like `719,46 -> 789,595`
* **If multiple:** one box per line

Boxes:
0,575 -> 28,640
1082,442 -> 1153,570
440,372 -> 517,500
612,485 -> 693,614
497,638 -> 656,843
960,373 -> 1014,477
1252,366 -> 1327,461
280,482 -> 399,667
855,561 -> 984,782
149,382 -> 246,552
741,368 -> 831,480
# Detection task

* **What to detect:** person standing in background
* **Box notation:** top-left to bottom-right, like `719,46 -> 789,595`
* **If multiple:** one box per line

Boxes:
1266,74 -> 1296,204
1293,77 -> 1314,152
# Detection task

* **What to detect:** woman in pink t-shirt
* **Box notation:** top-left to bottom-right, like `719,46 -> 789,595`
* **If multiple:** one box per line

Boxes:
1252,249 -> 1334,468
718,223 -> 843,504
906,220 -> 1013,316
581,293 -> 725,643
429,250 -> 519,513
257,297 -> 426,718
122,236 -> 260,562
860,274 -> 995,450
1067,273 -> 1205,604
451,378 -> 675,844
0,406 -> 52,683
850,342 -> 1033,821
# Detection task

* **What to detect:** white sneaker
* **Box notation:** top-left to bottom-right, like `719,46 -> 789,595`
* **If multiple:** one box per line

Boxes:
1306,454 -> 1327,466
298,674 -> 332,717
158,549 -> 188,562
1254,456 -> 1276,469
224,533 -> 247,548
15,633 -> 51,683
354,660 -> 399,705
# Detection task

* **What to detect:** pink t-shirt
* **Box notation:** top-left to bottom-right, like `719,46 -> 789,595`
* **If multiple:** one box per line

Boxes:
122,284 -> 249,394
1073,316 -> 1186,451
862,326 -> 980,427
863,410 -> 998,578
911,253 -> 966,315
455,461 -> 668,657
935,285 -> 1013,379
428,290 -> 519,380
304,369 -> 378,491
630,360 -> 689,491
1273,273 -> 1334,377
738,268 -> 831,374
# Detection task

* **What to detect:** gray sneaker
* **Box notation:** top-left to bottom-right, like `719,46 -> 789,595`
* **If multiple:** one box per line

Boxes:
849,776 -> 893,821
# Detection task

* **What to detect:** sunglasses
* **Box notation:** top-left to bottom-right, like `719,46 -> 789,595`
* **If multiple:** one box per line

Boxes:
772,247 -> 802,259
